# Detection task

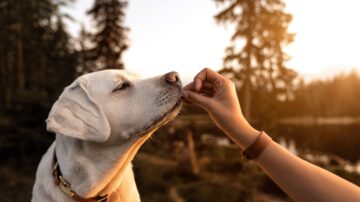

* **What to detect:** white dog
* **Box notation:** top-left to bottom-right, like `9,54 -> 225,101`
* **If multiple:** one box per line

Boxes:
32,70 -> 182,202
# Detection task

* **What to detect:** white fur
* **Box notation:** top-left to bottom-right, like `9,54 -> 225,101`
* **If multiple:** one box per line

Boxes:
32,70 -> 182,202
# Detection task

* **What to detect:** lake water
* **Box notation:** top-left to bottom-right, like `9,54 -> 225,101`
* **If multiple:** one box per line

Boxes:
177,115 -> 360,164
272,124 -> 360,174
275,124 -> 360,163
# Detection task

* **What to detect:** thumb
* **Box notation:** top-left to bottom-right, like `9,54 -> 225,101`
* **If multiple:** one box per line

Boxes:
182,91 -> 211,109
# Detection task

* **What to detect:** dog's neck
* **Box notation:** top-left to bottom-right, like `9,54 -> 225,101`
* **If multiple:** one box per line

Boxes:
55,132 -> 153,199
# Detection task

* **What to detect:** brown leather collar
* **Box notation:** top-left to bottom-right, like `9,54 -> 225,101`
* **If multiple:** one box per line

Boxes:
52,150 -> 108,202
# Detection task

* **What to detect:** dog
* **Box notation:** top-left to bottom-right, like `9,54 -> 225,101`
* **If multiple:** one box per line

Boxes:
32,70 -> 182,202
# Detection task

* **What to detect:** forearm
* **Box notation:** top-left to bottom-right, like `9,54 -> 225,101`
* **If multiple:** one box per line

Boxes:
218,116 -> 260,150
223,120 -> 360,201
255,141 -> 360,202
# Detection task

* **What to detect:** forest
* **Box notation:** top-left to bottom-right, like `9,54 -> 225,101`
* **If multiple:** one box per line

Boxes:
0,0 -> 359,201
1,0 -> 359,122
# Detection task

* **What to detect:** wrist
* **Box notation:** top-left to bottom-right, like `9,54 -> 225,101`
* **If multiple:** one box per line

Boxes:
228,117 -> 260,150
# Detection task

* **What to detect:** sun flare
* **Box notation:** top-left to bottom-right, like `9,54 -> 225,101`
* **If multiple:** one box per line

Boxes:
285,0 -> 360,80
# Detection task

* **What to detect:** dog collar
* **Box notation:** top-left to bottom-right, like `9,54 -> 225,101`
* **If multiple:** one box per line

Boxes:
52,150 -> 108,202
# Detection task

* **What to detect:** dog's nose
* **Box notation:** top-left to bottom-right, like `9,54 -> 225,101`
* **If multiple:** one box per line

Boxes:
164,71 -> 181,86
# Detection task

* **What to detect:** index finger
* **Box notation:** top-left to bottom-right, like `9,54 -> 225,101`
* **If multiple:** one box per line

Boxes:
182,80 -> 213,92
194,68 -> 221,91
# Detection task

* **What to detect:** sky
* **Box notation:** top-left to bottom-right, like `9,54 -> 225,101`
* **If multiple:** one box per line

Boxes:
62,0 -> 360,84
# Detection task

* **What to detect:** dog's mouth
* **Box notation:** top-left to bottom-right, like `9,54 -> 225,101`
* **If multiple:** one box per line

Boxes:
137,98 -> 182,137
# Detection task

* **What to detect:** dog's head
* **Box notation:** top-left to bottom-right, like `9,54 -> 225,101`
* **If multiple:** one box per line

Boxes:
46,70 -> 182,142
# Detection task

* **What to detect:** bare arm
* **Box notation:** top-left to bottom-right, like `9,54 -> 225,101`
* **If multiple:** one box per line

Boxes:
182,68 -> 360,202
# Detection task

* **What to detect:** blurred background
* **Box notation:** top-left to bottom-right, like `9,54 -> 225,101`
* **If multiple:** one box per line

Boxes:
0,0 -> 359,201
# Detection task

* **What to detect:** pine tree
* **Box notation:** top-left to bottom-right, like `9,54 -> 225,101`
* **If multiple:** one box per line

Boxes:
0,0 -> 55,107
215,0 -> 297,120
0,0 -> 76,109
46,15 -> 77,98
77,25 -> 96,75
87,0 -> 129,70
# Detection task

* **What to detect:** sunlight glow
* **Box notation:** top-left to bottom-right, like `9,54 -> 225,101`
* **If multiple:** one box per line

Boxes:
285,0 -> 360,80
65,0 -> 360,83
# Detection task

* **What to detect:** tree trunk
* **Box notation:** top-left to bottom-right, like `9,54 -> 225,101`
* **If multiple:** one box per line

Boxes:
241,1 -> 254,121
17,22 -> 25,94
0,58 -> 7,108
4,51 -> 14,109
5,86 -> 12,109
186,129 -> 199,175
242,77 -> 251,121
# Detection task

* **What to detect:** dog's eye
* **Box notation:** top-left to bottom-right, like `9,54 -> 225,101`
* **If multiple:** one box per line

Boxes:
113,82 -> 131,91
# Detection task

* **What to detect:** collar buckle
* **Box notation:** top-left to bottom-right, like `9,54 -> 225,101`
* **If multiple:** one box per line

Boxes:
58,175 -> 76,198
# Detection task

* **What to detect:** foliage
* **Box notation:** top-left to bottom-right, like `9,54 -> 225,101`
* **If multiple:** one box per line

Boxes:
0,0 -> 77,111
77,24 -> 95,75
86,0 -> 129,71
0,2 -> 75,200
280,71 -> 360,117
214,0 -> 298,120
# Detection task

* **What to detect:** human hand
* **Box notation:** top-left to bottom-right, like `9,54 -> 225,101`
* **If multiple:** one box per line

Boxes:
182,68 -> 259,148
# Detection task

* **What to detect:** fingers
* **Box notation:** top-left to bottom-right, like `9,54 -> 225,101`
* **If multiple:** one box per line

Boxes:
194,68 -> 221,91
182,91 -> 211,109
202,81 -> 213,88
182,78 -> 213,93
182,82 -> 213,104
199,88 -> 214,96
181,68 -> 220,105
195,68 -> 219,82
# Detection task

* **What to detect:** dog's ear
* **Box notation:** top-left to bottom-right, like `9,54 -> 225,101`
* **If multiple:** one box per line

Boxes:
46,79 -> 110,142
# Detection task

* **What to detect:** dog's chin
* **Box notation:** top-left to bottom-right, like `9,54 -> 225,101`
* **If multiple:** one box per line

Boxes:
137,98 -> 182,137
